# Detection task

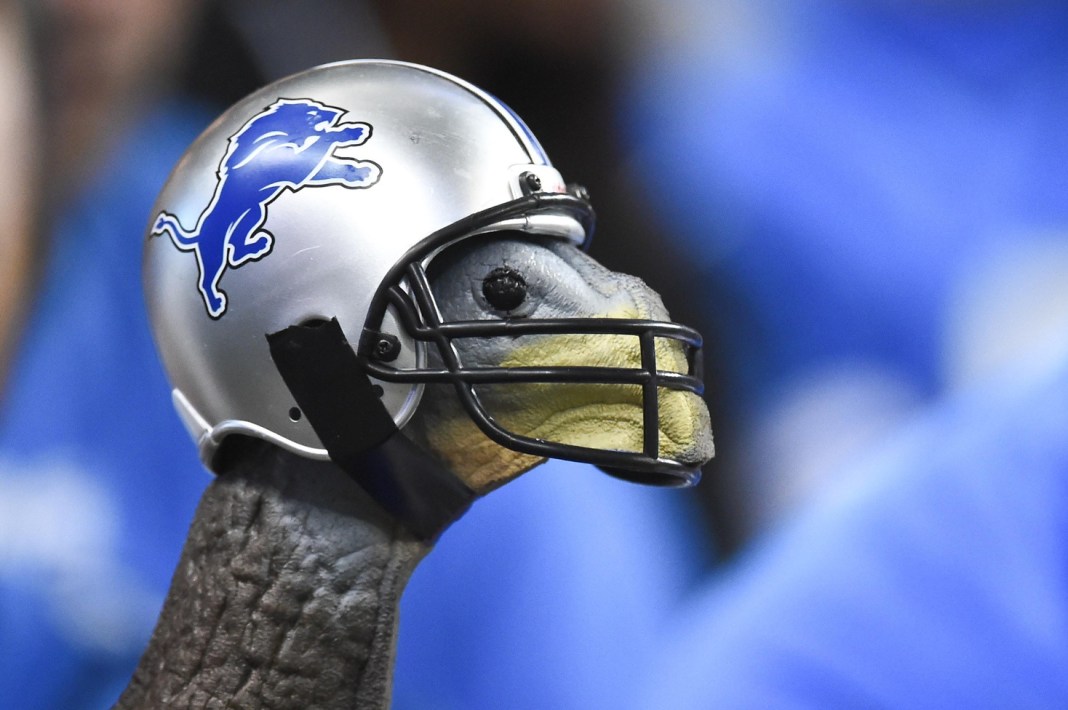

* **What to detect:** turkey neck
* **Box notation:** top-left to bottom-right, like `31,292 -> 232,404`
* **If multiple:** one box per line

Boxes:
115,441 -> 430,710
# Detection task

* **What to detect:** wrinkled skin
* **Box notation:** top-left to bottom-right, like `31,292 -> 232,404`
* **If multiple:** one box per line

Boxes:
116,235 -> 713,709
115,441 -> 427,710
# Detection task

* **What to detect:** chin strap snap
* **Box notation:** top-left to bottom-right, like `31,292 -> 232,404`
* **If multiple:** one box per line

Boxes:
267,318 -> 475,541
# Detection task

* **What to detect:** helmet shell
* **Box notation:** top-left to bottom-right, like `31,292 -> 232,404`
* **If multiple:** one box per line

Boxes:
144,60 -> 577,468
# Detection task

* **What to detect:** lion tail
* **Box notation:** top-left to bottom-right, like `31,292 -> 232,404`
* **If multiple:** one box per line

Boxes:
151,212 -> 198,248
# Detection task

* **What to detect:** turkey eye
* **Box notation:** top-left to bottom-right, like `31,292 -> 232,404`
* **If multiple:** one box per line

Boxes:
481,267 -> 527,311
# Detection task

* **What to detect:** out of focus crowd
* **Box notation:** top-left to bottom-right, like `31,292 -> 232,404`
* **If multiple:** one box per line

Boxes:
3,0 -> 1068,707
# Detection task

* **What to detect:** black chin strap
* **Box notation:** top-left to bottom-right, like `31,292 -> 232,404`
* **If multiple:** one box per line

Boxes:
266,318 -> 475,541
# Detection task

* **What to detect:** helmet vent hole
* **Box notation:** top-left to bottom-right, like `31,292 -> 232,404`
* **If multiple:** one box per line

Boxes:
288,407 -> 302,422
371,384 -> 384,398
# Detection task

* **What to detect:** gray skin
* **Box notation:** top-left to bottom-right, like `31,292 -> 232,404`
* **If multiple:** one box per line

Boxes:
114,440 -> 427,710
115,235 -> 710,709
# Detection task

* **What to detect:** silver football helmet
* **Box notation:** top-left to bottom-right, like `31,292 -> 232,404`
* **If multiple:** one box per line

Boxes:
144,60 -> 706,502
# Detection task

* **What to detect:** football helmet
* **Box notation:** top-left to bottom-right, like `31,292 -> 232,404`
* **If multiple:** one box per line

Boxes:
144,60 -> 707,505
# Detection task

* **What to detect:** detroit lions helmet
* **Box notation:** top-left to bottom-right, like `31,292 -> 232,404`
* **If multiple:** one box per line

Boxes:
144,60 -> 706,498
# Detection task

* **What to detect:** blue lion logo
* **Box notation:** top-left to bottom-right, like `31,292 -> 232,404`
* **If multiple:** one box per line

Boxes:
152,98 -> 382,318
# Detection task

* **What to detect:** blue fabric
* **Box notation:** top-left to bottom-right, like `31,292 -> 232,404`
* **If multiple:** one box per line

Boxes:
395,462 -> 707,710
0,102 -> 707,709
0,102 -> 215,709
625,0 -> 1068,410
638,347 -> 1068,708
623,8 -> 1068,701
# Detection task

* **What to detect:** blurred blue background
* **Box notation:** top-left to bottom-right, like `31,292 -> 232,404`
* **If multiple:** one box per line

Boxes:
2,0 -> 1067,706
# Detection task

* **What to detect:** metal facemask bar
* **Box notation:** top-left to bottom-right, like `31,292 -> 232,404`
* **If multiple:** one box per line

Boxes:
268,192 -> 596,542
358,191 -> 705,487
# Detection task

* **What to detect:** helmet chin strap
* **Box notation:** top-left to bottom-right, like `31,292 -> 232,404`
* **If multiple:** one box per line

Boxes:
267,317 -> 476,541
